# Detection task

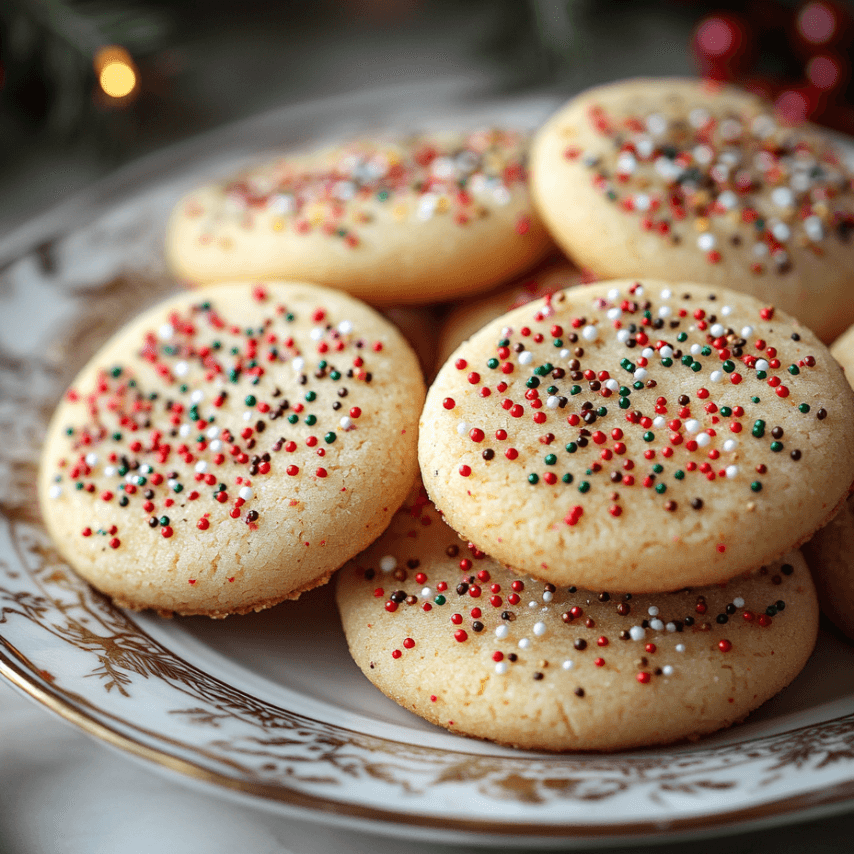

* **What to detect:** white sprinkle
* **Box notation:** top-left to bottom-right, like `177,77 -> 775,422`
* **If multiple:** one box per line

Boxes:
696,432 -> 711,447
334,180 -> 356,200
692,144 -> 714,165
518,638 -> 531,650
721,305 -> 733,316
642,347 -> 655,359
533,622 -> 546,637
519,351 -> 533,366
634,368 -> 648,382
616,329 -> 631,343
726,465 -> 739,478
206,426 -> 219,439
421,587 -> 432,598
633,193 -> 651,211
734,597 -> 745,608
174,361 -> 189,377
723,439 -> 738,452
179,423 -> 192,436
338,320 -> 353,335
158,323 -> 174,340
547,396 -> 560,409
697,233 -> 716,251
581,325 -> 598,342
653,416 -> 666,429
607,307 -> 623,321
710,370 -> 723,383
752,114 -> 776,137
771,222 -> 791,242
689,107 -> 710,128
379,555 -> 396,573
710,323 -> 726,337
309,327 -> 325,342
648,605 -> 659,616
292,357 -> 305,373
756,359 -> 769,372
690,344 -> 703,356
804,215 -> 824,241
339,416 -> 353,430
771,187 -> 795,208
616,152 -> 637,174
741,325 -> 754,338
661,288 -> 672,299
607,288 -> 621,301
495,625 -> 509,639
562,660 -> 574,670
676,643 -> 686,653
139,464 -> 152,474
417,194 -> 438,221
492,186 -> 511,205
650,619 -> 665,631
456,421 -> 469,436
646,113 -> 667,135
495,661 -> 509,675
242,411 -> 253,421
718,190 -> 738,209
190,390 -> 204,404
666,622 -> 677,633
85,453 -> 98,466
662,665 -> 674,676
239,486 -> 253,501
543,591 -> 553,603
195,461 -> 207,473
528,600 -> 538,609
49,484 -> 62,499
604,379 -> 619,392
629,625 -> 646,641
104,466 -> 116,478
635,137 -> 654,158
560,348 -> 571,359
660,345 -> 673,359
685,419 -> 702,433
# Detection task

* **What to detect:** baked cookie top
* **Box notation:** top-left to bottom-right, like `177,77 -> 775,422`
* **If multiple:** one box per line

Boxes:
336,483 -> 818,752
530,77 -> 854,341
38,281 -> 425,617
166,129 -> 552,305
419,279 -> 854,592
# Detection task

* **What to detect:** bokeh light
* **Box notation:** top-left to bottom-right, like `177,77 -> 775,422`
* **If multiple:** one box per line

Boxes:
797,2 -> 838,45
93,46 -> 138,100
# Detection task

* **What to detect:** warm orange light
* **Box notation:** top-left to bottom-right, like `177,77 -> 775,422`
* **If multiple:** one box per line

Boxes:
93,46 -> 138,99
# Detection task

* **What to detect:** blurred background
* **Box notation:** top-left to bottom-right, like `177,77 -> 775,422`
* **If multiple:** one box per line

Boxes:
0,0 -> 852,234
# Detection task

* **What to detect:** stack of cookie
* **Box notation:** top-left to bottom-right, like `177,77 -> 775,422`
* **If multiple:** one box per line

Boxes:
37,77 -> 854,751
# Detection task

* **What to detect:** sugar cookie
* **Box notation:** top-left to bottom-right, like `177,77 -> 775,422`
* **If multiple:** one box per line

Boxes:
39,281 -> 425,617
530,78 -> 854,342
166,130 -> 553,306
336,484 -> 819,751
419,279 -> 854,593
436,258 -> 586,368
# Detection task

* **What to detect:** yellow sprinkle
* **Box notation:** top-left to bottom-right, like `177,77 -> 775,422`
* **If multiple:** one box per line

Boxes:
435,196 -> 450,213
694,217 -> 710,232
218,237 -> 233,250
271,217 -> 285,232
392,204 -> 408,221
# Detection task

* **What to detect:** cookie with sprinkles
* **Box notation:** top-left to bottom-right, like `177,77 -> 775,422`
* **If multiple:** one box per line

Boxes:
165,130 -> 553,306
799,327 -> 854,641
530,78 -> 854,342
419,279 -> 854,593
336,483 -> 819,751
38,281 -> 425,617
435,257 -> 587,369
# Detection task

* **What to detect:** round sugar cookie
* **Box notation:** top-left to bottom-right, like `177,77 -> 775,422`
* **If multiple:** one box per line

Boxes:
800,327 -> 854,640
336,484 -> 819,752
419,279 -> 854,593
38,281 -> 425,617
436,257 -> 586,368
166,130 -> 553,306
530,77 -> 854,342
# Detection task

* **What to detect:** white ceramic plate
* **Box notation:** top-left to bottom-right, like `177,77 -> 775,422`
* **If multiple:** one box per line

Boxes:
1,80 -> 854,849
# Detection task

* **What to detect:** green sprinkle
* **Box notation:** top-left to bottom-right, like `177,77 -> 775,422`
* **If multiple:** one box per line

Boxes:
566,443 -> 577,454
652,463 -> 663,473
377,190 -> 390,201
305,390 -> 317,402
578,481 -> 590,493
172,483 -> 183,493
722,360 -> 735,373
110,366 -> 122,377
751,396 -> 760,403
528,474 -> 539,485
330,370 -> 341,380
118,465 -> 128,476
674,469 -> 685,480
547,386 -> 558,395
770,441 -> 783,452
788,364 -> 800,375
756,370 -> 767,380
159,516 -> 170,526
65,427 -> 74,435
661,357 -> 673,367
545,454 -> 557,465
180,384 -> 189,394
571,385 -> 582,395
619,397 -> 631,409
244,395 -> 256,406
434,594 -> 446,605
286,313 -> 295,322
655,483 -> 667,494
526,377 -> 540,389
751,481 -> 763,492
487,358 -> 499,369
553,338 -> 563,348
752,419 -> 765,438
677,332 -> 688,342
643,431 -> 655,442
229,369 -> 240,383
632,381 -> 644,390
288,414 -> 299,424
324,432 -> 337,444
76,482 -> 84,490
799,403 -> 811,413
621,358 -> 635,372
562,473 -> 574,484
701,346 -> 712,356
681,354 -> 693,366
597,407 -> 607,416
720,406 -> 732,417
619,386 -> 631,396
112,432 -> 122,441
498,338 -> 510,347
305,414 -> 317,426
119,495 -> 129,507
